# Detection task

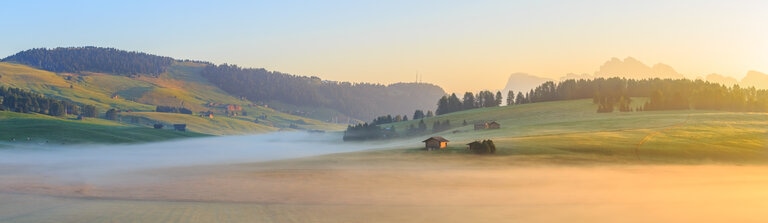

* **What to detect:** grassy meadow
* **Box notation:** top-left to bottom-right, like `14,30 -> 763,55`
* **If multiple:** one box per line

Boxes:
379,99 -> 768,164
0,111 -> 206,145
0,62 -> 345,137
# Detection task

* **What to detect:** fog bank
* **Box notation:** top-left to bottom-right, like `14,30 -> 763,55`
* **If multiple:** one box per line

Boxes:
0,132 -> 398,180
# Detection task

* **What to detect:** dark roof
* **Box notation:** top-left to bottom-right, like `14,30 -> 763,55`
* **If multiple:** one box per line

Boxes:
422,136 -> 449,142
488,121 -> 500,125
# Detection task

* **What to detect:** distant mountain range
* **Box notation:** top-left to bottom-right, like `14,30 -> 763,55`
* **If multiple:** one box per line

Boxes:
503,57 -> 768,94
501,73 -> 554,95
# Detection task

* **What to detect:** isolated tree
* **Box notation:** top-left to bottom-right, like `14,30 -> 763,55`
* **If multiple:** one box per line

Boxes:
426,110 -> 434,117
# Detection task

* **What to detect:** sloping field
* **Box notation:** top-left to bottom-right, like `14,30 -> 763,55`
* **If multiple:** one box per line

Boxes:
384,99 -> 768,163
0,111 -> 206,145
1,100 -> 767,222
118,112 -> 277,135
0,62 -> 343,135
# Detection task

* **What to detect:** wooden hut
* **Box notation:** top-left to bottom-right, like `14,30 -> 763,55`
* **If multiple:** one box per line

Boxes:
422,136 -> 449,150
474,121 -> 501,130
173,124 -> 187,131
474,123 -> 488,130
467,141 -> 483,151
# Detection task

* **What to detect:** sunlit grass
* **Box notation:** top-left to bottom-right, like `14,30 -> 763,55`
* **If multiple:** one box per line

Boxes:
380,99 -> 768,164
0,62 -> 345,135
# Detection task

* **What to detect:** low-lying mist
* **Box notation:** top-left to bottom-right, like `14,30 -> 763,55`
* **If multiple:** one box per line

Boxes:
0,131 -> 403,181
3,132 -> 768,222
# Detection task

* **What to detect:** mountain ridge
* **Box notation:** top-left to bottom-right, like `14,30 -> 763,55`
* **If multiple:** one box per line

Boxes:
1,47 -> 445,121
503,57 -> 768,95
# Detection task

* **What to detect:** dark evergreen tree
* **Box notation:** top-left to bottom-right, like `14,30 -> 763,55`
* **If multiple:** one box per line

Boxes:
1,47 -> 176,75
506,90 -> 515,106
463,92 -> 476,110
432,120 -> 441,133
413,110 -> 425,120
81,105 -> 98,118
435,95 -> 449,115
105,108 -> 118,120
418,119 -> 427,132
516,92 -> 526,104
495,91 -> 503,106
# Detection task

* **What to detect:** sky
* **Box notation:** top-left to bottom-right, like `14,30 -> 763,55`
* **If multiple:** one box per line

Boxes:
1,0 -> 766,93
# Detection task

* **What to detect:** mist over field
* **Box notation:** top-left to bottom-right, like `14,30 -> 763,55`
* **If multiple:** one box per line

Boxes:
0,128 -> 767,222
0,132 -> 399,182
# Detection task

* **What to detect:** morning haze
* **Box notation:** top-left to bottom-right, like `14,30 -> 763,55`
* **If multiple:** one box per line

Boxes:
1,1 -> 766,93
1,1 -> 767,222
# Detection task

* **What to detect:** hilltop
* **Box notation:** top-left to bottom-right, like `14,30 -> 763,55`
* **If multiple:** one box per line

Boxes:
0,61 -> 335,136
0,47 -> 448,142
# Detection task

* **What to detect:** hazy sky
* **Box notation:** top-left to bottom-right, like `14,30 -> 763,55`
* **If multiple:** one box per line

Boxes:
1,0 -> 766,93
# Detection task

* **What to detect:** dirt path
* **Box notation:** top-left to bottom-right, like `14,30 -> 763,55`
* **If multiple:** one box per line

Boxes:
635,114 -> 691,160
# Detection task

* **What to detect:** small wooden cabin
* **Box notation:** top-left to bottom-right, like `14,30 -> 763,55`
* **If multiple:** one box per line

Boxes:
173,124 -> 187,131
467,141 -> 483,151
474,123 -> 488,130
422,136 -> 449,150
474,121 -> 501,130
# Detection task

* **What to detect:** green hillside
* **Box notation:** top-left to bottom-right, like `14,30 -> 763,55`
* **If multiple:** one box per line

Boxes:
380,99 -> 768,163
0,111 -> 206,146
0,62 -> 344,137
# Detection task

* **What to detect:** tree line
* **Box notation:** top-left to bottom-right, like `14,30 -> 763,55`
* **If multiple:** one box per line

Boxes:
344,111 -> 450,141
343,123 -> 397,141
1,47 -> 176,76
155,105 -> 193,114
2,47 -> 445,121
201,63 -> 445,121
0,86 -> 97,117
436,90 -> 504,115
438,77 -> 768,114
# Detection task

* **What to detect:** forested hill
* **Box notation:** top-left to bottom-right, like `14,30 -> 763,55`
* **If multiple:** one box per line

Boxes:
2,47 -> 446,121
201,64 -> 445,120
1,47 -> 178,76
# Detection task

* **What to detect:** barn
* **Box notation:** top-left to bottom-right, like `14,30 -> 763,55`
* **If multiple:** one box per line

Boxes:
173,124 -> 187,131
422,136 -> 449,150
